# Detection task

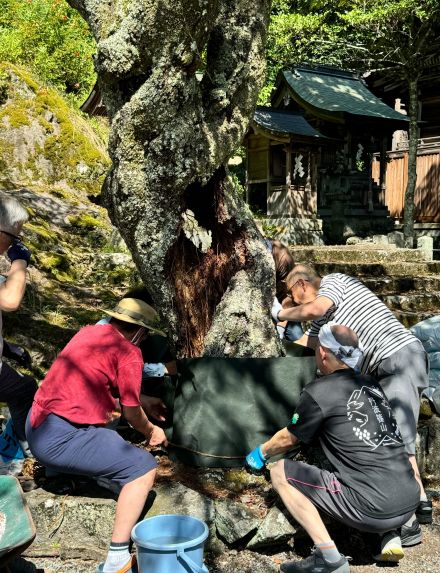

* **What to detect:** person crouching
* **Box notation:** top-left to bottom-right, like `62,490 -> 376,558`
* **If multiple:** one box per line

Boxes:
26,298 -> 168,573
246,323 -> 420,572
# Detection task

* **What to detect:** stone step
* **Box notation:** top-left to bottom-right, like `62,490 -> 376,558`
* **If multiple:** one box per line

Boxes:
362,275 -> 440,295
311,261 -> 440,277
381,292 -> 440,313
390,308 -> 437,329
290,245 -> 427,264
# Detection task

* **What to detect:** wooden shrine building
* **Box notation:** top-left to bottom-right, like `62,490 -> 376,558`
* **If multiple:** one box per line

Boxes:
246,65 -> 409,244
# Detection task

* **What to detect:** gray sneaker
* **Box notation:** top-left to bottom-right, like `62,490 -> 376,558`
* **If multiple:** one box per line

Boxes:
373,530 -> 404,562
280,547 -> 349,573
401,518 -> 422,546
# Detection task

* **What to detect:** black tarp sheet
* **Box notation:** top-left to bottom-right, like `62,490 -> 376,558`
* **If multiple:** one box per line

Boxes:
167,344 -> 316,467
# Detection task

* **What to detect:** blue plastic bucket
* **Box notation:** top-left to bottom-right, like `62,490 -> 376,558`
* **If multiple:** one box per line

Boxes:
132,514 -> 209,573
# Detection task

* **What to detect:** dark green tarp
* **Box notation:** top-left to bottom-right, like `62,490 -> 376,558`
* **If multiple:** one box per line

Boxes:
168,344 -> 316,467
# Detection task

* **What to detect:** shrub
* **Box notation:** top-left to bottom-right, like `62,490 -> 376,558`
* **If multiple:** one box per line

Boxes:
0,0 -> 96,105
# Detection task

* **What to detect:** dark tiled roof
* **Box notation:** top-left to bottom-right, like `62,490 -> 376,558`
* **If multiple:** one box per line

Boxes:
253,106 -> 325,138
282,66 -> 408,122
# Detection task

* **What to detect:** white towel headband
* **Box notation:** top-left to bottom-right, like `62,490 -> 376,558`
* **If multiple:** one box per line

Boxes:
318,322 -> 364,370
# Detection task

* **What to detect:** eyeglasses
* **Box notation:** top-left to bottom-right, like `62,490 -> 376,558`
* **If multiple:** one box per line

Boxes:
0,229 -> 23,242
287,279 -> 309,292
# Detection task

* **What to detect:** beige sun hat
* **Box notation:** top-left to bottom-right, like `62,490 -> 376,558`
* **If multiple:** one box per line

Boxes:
104,298 -> 166,337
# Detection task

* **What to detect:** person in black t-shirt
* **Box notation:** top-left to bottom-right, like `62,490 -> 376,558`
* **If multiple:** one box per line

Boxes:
246,323 -> 420,573
274,265 -> 430,536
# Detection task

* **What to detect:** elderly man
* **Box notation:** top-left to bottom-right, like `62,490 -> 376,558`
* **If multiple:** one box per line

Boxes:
0,194 -> 36,474
26,298 -> 168,573
246,323 -> 420,572
272,265 -> 430,545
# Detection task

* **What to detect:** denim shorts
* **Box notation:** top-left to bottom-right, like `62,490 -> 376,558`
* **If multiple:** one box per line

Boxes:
26,411 -> 157,487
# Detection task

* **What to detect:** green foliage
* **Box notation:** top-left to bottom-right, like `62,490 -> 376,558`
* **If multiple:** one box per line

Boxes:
263,0 -> 440,103
0,0 -> 96,104
0,69 -> 8,104
262,5 -> 351,103
338,1 -> 440,77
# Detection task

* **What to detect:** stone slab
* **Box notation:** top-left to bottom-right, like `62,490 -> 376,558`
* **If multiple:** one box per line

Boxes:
23,490 -> 116,559
246,505 -> 296,550
214,498 -> 260,545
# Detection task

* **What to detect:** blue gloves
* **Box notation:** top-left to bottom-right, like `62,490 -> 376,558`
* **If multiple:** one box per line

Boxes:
7,240 -> 31,266
245,445 -> 267,472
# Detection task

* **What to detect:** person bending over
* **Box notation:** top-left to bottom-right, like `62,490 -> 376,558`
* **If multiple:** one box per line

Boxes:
273,265 -> 431,543
265,238 -> 303,342
246,323 -> 420,572
26,298 -> 168,573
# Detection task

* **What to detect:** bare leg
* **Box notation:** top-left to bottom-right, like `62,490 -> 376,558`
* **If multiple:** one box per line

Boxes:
409,455 -> 425,498
111,468 -> 156,542
270,461 -> 331,545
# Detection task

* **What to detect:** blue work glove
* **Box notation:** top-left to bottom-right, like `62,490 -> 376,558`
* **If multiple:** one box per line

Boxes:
7,240 -> 31,267
245,445 -> 267,472
271,297 -> 282,322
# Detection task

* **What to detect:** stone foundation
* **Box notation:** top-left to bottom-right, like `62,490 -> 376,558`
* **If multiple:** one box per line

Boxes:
255,216 -> 324,245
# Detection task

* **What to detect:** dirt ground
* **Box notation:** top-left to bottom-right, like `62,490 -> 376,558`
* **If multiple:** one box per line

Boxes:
18,500 -> 439,573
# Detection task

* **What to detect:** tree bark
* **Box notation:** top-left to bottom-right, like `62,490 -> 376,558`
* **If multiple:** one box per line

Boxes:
68,0 -> 281,358
402,76 -> 419,247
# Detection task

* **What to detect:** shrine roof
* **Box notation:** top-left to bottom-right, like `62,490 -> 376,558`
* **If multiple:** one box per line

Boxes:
279,66 -> 409,123
253,106 -> 325,138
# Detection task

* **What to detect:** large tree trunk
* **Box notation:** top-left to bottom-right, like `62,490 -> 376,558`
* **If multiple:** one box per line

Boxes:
402,77 -> 419,247
68,0 -> 281,358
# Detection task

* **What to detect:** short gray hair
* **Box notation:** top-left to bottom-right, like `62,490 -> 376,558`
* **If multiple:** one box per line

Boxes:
286,264 -> 321,289
0,194 -> 28,233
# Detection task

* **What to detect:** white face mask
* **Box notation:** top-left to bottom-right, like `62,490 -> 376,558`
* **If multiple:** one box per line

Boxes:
131,327 -> 146,346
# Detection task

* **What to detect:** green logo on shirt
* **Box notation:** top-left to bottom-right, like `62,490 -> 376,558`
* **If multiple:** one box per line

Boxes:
291,413 -> 299,424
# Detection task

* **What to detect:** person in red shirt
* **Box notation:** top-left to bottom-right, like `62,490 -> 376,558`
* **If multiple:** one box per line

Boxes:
26,298 -> 168,573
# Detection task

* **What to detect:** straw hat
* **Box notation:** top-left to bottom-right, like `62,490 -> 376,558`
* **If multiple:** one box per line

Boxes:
104,298 -> 166,336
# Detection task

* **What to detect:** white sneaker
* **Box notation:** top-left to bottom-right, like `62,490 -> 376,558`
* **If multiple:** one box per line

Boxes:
374,530 -> 404,562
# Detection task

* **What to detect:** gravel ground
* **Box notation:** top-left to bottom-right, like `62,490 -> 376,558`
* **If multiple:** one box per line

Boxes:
11,503 -> 440,573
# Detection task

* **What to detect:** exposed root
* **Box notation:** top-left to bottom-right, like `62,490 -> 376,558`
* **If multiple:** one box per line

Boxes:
168,168 -> 247,357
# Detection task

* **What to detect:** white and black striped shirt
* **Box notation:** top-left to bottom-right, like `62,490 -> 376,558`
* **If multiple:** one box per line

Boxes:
307,273 -> 417,373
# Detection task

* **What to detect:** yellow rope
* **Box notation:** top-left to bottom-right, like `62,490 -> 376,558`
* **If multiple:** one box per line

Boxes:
168,442 -> 246,460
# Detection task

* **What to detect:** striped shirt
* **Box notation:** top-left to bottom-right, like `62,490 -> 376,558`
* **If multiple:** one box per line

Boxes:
307,273 -> 417,373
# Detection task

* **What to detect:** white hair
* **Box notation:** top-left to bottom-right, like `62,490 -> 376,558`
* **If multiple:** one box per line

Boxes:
0,194 -> 28,233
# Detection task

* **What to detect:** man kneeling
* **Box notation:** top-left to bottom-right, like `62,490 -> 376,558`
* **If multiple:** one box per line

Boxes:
246,323 -> 420,573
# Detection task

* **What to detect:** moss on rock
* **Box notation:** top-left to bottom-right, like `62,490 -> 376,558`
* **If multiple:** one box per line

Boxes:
68,212 -> 108,231
0,62 -> 110,194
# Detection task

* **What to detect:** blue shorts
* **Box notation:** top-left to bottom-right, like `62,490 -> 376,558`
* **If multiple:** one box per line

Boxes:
25,411 -> 157,487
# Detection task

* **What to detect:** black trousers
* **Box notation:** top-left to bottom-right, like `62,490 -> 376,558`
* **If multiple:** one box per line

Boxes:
0,362 -> 37,441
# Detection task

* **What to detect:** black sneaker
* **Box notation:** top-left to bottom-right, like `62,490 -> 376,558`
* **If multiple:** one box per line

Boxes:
280,547 -> 350,573
416,500 -> 433,524
400,518 -> 422,546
